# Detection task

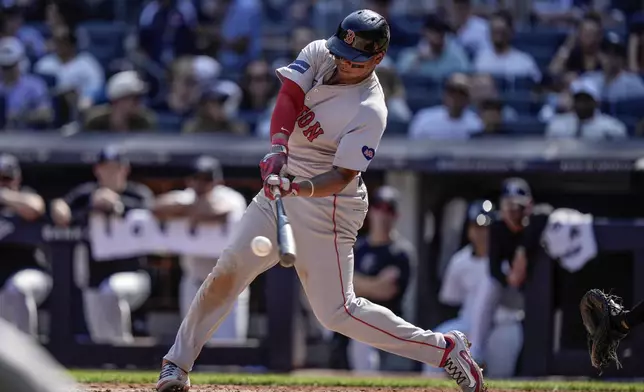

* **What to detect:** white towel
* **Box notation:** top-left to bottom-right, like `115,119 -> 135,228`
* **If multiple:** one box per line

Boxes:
89,210 -> 229,261
541,208 -> 598,273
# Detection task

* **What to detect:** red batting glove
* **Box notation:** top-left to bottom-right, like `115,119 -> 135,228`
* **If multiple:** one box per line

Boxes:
259,144 -> 288,180
264,174 -> 300,200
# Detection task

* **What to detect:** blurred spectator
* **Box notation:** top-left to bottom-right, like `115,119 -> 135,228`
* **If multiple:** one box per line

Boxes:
549,13 -> 603,77
208,0 -> 262,70
239,59 -> 277,113
0,37 -> 53,130
182,81 -> 247,134
33,26 -> 104,111
537,72 -> 577,123
474,98 -> 511,136
192,55 -> 222,85
409,73 -> 483,139
396,14 -> 471,78
330,186 -> 414,372
546,78 -> 626,139
469,73 -> 518,121
474,11 -> 541,82
423,200 -> 523,378
83,71 -> 156,132
580,32 -> 644,101
375,64 -> 413,123
467,178 -> 551,364
272,26 -> 317,71
152,156 -> 249,342
364,0 -> 421,48
45,0 -> 86,31
138,0 -> 198,67
0,1 -> 46,61
151,56 -> 201,118
627,12 -> 644,72
50,146 -> 153,344
0,154 -> 49,337
446,0 -> 492,57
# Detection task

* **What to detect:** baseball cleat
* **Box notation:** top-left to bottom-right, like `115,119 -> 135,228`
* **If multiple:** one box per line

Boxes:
440,330 -> 487,392
156,360 -> 191,392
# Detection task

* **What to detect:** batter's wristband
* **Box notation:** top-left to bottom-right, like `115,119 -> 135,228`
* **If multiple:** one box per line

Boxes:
302,179 -> 314,197
269,143 -> 288,155
272,138 -> 289,152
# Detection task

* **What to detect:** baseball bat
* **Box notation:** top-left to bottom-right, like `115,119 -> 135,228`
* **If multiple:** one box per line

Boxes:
272,188 -> 297,267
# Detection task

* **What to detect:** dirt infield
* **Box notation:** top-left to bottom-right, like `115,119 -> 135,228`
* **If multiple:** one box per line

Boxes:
84,384 -> 515,392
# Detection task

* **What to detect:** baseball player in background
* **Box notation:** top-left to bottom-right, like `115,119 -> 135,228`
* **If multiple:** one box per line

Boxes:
153,156 -> 249,343
51,146 -> 154,344
467,178 -> 551,363
0,154 -> 50,337
157,10 -> 485,392
423,200 -> 524,378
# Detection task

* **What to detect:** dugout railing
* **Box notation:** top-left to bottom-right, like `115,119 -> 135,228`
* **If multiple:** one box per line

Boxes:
1,217 -> 299,371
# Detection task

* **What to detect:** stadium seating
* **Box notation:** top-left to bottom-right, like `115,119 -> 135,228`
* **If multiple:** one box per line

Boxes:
80,21 -> 128,68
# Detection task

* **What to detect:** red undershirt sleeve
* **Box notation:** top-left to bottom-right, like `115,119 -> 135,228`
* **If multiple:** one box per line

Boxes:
269,78 -> 305,147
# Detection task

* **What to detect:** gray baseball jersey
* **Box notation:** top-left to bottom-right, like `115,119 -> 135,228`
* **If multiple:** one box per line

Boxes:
275,39 -> 388,183
165,39 -> 450,373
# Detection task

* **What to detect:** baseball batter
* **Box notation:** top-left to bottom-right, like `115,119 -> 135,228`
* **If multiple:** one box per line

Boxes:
157,10 -> 485,392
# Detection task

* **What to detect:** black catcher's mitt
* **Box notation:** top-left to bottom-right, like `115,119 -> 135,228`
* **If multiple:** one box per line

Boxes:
579,289 -> 629,373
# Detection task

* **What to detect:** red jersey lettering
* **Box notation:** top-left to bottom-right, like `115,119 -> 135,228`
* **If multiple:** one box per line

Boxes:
297,110 -> 315,128
302,122 -> 324,142
297,105 -> 325,142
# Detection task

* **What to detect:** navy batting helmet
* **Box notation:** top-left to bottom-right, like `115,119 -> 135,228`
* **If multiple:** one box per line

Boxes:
326,9 -> 390,62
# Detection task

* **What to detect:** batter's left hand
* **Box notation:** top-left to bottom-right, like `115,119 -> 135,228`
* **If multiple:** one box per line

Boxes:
264,175 -> 300,200
259,145 -> 288,180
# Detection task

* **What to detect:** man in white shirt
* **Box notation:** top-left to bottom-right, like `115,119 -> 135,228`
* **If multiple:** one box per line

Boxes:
33,26 -> 104,110
396,14 -> 471,79
546,78 -> 627,139
474,11 -> 541,82
409,73 -> 483,139
422,200 -> 524,378
152,156 -> 249,343
580,32 -> 644,102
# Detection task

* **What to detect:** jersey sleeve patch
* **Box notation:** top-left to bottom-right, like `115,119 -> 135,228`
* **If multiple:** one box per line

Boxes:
361,145 -> 375,161
287,60 -> 311,74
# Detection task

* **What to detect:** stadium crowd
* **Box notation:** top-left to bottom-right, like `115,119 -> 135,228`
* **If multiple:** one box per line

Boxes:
1,0 -> 644,138
0,0 -> 643,380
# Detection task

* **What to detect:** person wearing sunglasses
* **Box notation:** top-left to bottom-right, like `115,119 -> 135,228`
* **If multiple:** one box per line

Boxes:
182,81 -> 246,134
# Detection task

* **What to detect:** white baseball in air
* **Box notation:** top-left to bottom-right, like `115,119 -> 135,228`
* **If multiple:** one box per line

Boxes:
251,236 -> 273,257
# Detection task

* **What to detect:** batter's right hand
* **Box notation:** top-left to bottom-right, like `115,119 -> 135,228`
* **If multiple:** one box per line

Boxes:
259,144 -> 288,180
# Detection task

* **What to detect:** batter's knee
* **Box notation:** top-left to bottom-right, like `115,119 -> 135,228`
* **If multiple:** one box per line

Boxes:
197,248 -> 247,307
314,295 -> 361,334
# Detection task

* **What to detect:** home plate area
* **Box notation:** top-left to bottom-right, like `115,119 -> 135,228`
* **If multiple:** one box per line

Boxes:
84,384 -> 491,392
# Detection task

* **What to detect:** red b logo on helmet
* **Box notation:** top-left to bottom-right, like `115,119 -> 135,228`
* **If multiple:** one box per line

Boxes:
344,29 -> 355,45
